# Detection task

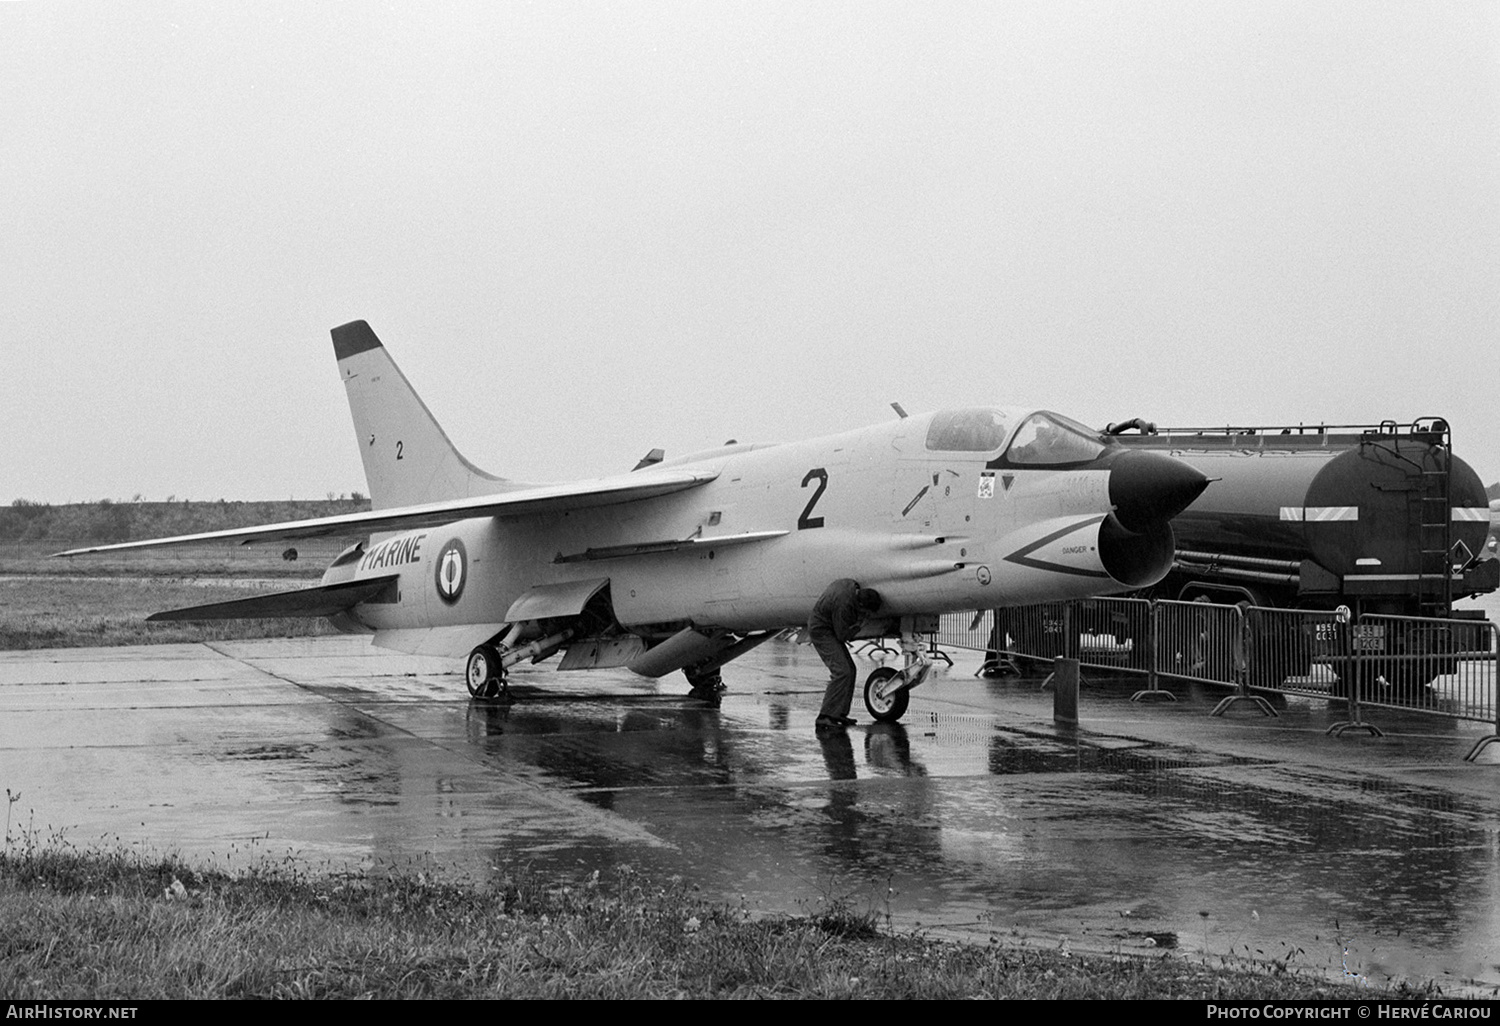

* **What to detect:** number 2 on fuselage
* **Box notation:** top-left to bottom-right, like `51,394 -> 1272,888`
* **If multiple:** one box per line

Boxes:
798,467 -> 827,530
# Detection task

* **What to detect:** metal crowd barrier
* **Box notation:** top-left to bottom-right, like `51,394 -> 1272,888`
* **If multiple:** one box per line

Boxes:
946,599 -> 1155,684
1154,599 -> 1244,688
1240,606 -> 1346,698
1073,597 -> 1154,676
992,601 -> 1073,663
930,597 -> 1500,760
934,609 -> 994,660
1355,615 -> 1497,723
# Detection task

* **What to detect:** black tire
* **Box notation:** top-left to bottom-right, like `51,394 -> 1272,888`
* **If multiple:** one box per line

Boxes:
863,666 -> 909,723
465,645 -> 502,699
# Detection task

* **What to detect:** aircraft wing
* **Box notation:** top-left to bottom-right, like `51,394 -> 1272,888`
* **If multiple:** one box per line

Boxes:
53,469 -> 719,557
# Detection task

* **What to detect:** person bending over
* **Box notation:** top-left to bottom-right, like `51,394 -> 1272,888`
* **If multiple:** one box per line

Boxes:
808,579 -> 882,731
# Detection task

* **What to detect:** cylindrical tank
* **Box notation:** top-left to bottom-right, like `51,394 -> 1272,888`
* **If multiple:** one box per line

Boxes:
1109,422 -> 1495,611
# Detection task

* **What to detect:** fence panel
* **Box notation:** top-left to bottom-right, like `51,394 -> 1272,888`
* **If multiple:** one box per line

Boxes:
1239,605 -> 1351,699
1153,600 -> 1244,687
1356,615 -> 1497,724
935,610 -> 994,653
1072,597 -> 1153,676
961,599 -> 1153,678
989,602 -> 1074,664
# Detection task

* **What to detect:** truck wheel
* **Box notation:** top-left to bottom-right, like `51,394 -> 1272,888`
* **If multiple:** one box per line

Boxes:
863,666 -> 909,723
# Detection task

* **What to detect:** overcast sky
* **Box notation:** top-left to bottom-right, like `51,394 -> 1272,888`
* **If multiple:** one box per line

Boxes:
4,1 -> 1497,504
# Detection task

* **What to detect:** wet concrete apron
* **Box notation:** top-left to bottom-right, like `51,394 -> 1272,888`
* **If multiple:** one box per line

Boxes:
3,635 -> 1499,994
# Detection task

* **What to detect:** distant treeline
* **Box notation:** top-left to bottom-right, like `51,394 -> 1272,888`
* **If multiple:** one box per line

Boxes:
0,498 -> 373,544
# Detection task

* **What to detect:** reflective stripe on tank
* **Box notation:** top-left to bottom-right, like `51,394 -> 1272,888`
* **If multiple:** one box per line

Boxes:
1280,506 -> 1359,522
1452,507 -> 1489,522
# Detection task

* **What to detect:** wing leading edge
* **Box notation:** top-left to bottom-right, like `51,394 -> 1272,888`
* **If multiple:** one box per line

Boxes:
53,470 -> 719,558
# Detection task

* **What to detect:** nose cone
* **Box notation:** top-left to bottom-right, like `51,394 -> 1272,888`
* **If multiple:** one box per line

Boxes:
1107,449 -> 1210,533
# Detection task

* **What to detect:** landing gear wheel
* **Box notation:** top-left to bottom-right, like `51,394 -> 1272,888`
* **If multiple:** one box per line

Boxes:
863,666 -> 909,723
465,645 -> 503,699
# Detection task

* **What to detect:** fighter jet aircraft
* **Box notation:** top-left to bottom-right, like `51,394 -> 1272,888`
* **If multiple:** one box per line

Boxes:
58,321 -> 1209,722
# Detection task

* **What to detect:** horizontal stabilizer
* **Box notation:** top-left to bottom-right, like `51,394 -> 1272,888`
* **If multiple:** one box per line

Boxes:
146,576 -> 398,621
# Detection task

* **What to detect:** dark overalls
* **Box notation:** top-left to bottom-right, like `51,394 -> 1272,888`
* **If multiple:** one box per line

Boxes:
808,578 -> 864,720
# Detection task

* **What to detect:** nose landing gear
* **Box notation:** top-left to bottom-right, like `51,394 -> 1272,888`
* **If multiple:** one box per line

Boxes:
863,666 -> 908,721
861,621 -> 934,723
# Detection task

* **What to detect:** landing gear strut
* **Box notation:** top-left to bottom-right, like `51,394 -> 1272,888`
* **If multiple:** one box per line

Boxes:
466,644 -> 507,700
861,620 -> 934,723
463,626 -> 576,701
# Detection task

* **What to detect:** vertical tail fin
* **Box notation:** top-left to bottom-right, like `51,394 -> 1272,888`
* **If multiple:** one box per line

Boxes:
331,321 -> 513,510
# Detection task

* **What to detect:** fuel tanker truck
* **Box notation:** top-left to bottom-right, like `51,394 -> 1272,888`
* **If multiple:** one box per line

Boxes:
1100,417 -> 1498,694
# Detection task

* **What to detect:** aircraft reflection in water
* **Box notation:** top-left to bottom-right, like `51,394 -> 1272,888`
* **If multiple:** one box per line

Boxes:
60,321 -> 1207,721
450,683 -> 1500,983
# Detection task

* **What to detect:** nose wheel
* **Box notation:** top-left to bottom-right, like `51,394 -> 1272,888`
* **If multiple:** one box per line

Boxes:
863,666 -> 910,722
465,644 -> 506,699
862,619 -> 937,723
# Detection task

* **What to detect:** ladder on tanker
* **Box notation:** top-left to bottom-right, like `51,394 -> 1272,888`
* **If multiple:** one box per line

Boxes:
1413,418 -> 1453,618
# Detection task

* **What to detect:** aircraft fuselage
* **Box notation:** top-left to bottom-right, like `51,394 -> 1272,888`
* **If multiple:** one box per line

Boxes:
325,409 -> 1175,650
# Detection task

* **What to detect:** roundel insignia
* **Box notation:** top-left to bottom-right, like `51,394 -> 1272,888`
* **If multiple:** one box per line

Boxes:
976,565 -> 992,586
435,538 -> 467,605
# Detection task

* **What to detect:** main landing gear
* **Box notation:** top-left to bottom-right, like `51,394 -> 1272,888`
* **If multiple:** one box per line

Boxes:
466,644 -> 508,700
464,626 -> 577,701
862,620 -> 934,723
684,665 -> 726,707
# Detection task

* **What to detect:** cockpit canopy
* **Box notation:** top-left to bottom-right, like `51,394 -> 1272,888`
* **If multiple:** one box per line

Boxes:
924,408 -> 1109,467
923,408 -> 1012,452
1004,412 -> 1108,466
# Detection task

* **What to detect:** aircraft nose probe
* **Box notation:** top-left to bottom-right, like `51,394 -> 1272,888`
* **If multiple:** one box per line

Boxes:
1106,449 -> 1210,532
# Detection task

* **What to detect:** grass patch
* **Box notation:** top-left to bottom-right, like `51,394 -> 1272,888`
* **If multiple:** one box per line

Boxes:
0,577 -> 339,649
0,837 -> 1424,1000
0,534 -> 357,648
1,540 -> 347,580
